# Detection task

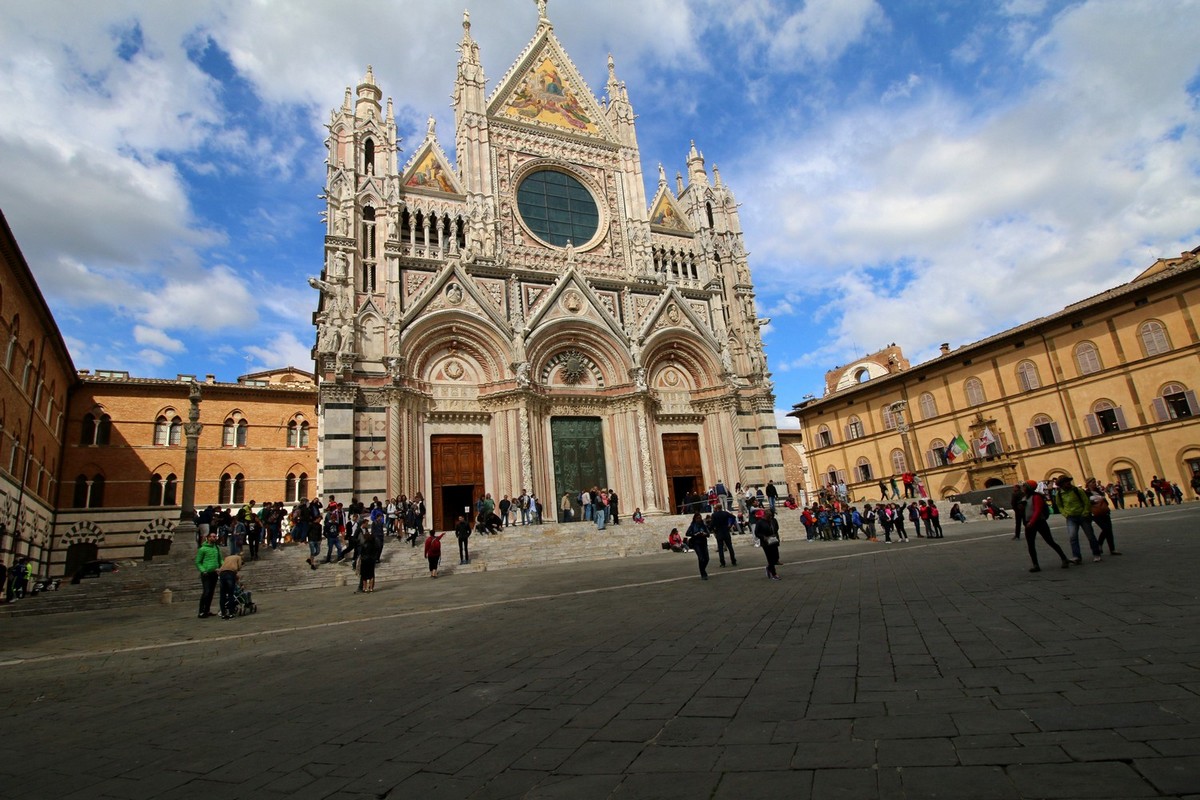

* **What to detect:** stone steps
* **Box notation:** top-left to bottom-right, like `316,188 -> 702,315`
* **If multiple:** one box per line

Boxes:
0,509 -> 983,617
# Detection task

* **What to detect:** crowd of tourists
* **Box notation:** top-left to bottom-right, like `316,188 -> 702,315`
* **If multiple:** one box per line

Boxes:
1008,475 -> 1123,572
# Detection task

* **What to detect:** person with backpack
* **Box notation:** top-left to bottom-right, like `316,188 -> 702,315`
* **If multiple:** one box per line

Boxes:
1057,475 -> 1102,564
1022,480 -> 1070,572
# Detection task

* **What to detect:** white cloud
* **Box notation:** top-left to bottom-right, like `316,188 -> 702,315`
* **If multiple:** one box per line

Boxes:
736,0 -> 1200,372
133,325 -> 185,353
243,331 -> 314,373
140,266 -> 257,332
775,410 -> 801,430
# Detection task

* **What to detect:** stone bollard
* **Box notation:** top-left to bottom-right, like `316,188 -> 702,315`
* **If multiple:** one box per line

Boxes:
161,589 -> 173,605
334,573 -> 347,587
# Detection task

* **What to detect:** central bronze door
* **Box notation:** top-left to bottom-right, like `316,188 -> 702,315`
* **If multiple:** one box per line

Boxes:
551,417 -> 607,515
662,433 -> 703,515
431,434 -> 484,533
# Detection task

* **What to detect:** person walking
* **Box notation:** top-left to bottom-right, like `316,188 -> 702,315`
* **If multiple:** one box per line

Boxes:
684,513 -> 711,580
1011,483 -> 1027,540
455,515 -> 472,565
1057,475 -> 1102,564
765,480 -> 778,512
195,531 -> 222,618
755,509 -> 782,580
424,529 -> 445,578
357,528 -> 380,593
217,551 -> 243,619
710,505 -> 737,567
1022,480 -> 1071,572
1086,478 -> 1121,556
928,501 -> 944,538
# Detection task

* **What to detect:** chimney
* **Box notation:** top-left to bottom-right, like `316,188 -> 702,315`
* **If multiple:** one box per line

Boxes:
939,343 -> 951,355
205,374 -> 216,384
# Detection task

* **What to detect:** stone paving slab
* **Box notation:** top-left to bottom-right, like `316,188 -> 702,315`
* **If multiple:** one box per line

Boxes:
1,503 -> 1199,798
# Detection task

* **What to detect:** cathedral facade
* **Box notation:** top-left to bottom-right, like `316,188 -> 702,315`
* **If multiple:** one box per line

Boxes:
311,4 -> 783,530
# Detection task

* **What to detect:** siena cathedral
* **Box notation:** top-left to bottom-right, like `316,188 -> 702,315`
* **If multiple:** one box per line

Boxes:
311,1 -> 783,530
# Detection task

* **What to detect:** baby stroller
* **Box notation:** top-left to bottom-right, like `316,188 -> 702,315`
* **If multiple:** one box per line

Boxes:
233,582 -> 257,616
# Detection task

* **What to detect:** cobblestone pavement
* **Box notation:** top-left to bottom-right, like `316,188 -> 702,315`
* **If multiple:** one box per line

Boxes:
2,504 -> 1199,799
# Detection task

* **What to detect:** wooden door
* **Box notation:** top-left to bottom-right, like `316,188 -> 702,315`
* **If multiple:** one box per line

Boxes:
430,435 -> 484,532
662,433 -> 703,515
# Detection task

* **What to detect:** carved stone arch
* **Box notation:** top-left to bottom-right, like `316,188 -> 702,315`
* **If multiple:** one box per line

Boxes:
60,520 -> 105,546
527,321 -> 632,389
642,331 -> 721,390
139,517 -> 176,543
405,311 -> 509,385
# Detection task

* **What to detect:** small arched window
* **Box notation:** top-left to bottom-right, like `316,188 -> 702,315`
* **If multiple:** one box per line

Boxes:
163,473 -> 178,505
816,425 -> 833,448
1086,399 -> 1126,435
1016,360 -> 1040,392
928,439 -> 948,468
1075,341 -> 1102,375
1139,320 -> 1170,357
918,393 -> 937,421
224,414 -> 248,447
83,473 -> 105,508
1153,382 -> 1198,421
890,449 -> 908,474
286,473 -> 297,502
855,457 -> 873,482
363,138 -> 375,175
298,472 -> 309,502
155,414 -> 182,446
881,404 -> 897,430
1028,414 -> 1060,447
81,411 -> 112,445
149,473 -> 163,505
846,416 -> 864,440
964,378 -> 985,407
287,417 -> 311,448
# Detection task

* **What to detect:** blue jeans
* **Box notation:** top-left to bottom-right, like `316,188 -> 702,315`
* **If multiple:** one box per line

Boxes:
218,571 -> 238,617
1066,516 -> 1101,559
325,534 -> 343,561
583,504 -> 593,521
595,508 -> 607,530
308,537 -> 321,560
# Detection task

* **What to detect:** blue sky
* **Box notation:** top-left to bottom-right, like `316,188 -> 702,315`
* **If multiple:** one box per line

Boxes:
1,0 -> 1198,429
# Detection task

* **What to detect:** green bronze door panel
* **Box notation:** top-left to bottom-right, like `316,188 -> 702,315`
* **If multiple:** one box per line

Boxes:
552,417 -> 607,504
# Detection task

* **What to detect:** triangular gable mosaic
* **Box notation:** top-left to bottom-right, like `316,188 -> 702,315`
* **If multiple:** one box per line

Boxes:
490,29 -> 616,142
402,143 -> 463,195
649,191 -> 690,233
502,56 -> 599,134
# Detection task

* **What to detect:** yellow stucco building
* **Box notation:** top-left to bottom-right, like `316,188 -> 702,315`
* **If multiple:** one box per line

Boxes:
789,248 -> 1200,503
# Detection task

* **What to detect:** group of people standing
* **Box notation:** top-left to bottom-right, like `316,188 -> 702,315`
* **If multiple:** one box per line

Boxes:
561,487 -> 619,529
798,500 -> 944,543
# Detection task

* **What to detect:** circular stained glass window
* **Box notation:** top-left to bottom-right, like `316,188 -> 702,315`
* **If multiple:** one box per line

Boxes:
516,169 -> 599,248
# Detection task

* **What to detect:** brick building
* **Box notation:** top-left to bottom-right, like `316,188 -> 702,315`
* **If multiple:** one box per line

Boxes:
0,212 -> 76,569
1,207 -> 318,579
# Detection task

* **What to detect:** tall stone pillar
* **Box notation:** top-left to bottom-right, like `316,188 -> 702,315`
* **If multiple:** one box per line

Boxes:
173,381 -> 203,554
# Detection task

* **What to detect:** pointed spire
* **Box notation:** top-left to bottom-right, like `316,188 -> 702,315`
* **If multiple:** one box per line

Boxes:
343,87 -> 352,112
463,8 -> 471,34
713,164 -> 723,187
687,140 -> 709,186
386,97 -> 394,123
607,53 -> 620,97
676,171 -> 684,196
363,64 -> 376,86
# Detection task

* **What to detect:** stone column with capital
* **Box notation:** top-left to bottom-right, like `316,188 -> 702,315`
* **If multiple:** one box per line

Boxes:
173,382 -> 203,553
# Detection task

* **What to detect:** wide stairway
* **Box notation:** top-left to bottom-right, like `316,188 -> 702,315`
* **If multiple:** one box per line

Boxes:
1,507 -> 985,617
0,515 -> 711,617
